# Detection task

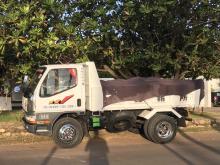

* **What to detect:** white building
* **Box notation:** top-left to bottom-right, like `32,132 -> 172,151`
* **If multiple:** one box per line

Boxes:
200,78 -> 220,108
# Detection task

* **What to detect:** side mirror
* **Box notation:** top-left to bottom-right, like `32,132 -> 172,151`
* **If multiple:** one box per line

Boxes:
22,75 -> 30,97
23,87 -> 32,98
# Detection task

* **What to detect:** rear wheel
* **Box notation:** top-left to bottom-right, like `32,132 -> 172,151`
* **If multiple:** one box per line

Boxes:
53,117 -> 84,148
144,114 -> 177,144
143,120 -> 152,141
106,112 -> 135,132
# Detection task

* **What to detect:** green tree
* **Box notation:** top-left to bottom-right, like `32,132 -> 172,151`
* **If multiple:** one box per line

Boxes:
0,0 -> 219,88
0,0 -> 84,86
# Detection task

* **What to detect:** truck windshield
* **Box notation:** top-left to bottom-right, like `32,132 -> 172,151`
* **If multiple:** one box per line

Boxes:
29,68 -> 46,93
40,68 -> 77,97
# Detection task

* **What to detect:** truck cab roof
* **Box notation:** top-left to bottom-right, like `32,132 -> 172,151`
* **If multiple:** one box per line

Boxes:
42,63 -> 82,68
41,62 -> 94,69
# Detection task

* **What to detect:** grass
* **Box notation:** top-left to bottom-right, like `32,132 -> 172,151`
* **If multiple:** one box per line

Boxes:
180,126 -> 212,132
189,113 -> 204,119
0,110 -> 23,122
0,135 -> 51,145
189,111 -> 220,119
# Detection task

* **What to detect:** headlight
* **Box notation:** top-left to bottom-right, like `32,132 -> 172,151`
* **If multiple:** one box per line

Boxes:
25,115 -> 37,124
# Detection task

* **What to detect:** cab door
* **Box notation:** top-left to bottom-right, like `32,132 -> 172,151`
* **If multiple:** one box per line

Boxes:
35,66 -> 85,113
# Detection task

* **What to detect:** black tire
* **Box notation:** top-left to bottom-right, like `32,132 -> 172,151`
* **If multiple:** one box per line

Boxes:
53,117 -> 84,148
143,119 -> 152,141
147,114 -> 177,144
128,127 -> 140,134
106,112 -> 135,133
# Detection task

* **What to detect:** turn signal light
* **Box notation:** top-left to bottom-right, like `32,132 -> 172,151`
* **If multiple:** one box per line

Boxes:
36,120 -> 50,125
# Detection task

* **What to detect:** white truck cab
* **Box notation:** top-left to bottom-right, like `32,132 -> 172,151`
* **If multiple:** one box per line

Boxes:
22,62 -> 203,148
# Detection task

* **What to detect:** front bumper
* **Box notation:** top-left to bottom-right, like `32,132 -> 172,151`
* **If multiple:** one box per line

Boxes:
22,117 -> 37,134
22,116 -> 52,135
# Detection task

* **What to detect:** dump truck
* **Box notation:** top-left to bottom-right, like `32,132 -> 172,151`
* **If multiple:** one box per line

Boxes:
22,62 -> 204,148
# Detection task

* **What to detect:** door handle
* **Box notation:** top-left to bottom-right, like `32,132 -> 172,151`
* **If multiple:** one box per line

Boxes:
77,99 -> 81,107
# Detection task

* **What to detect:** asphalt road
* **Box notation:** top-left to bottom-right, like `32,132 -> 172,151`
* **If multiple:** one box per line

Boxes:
0,130 -> 220,165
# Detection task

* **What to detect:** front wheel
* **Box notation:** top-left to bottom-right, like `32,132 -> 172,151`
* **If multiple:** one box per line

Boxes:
53,117 -> 84,148
144,114 -> 177,144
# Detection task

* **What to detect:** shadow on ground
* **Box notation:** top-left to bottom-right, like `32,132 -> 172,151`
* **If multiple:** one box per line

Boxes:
41,146 -> 58,165
162,111 -> 220,165
40,130 -> 110,165
163,129 -> 220,165
85,130 -> 109,165
178,129 -> 220,155
163,144 -> 194,165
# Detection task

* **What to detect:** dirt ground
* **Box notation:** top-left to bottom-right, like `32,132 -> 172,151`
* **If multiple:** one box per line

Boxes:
1,131 -> 220,165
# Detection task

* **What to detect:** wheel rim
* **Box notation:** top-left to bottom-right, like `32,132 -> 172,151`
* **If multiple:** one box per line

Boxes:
59,124 -> 76,141
156,121 -> 173,139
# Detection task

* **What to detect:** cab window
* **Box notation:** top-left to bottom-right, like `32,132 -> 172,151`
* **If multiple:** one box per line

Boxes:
40,68 -> 77,97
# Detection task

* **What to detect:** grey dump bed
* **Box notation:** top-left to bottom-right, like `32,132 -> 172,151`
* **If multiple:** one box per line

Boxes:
100,77 -> 204,107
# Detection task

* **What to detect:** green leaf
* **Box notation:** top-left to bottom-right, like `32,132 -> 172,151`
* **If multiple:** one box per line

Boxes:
157,7 -> 167,13
164,1 -> 175,5
139,4 -> 151,14
125,1 -> 135,8
20,5 -> 30,14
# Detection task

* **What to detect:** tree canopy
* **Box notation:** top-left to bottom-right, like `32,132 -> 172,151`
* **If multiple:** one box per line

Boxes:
0,0 -> 220,87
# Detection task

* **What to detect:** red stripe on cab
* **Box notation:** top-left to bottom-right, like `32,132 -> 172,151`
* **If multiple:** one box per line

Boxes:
60,95 -> 74,104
